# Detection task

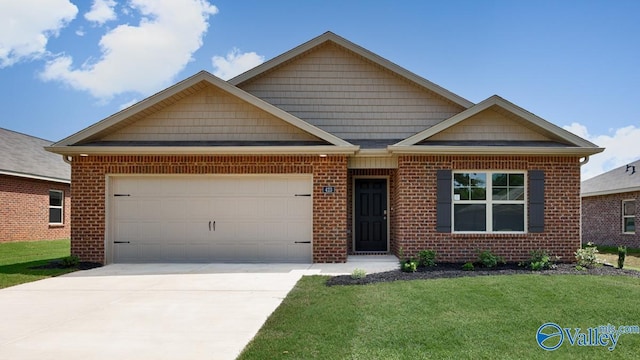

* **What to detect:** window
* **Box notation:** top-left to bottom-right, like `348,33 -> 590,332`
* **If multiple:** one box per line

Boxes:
453,172 -> 525,232
49,190 -> 63,224
623,200 -> 635,233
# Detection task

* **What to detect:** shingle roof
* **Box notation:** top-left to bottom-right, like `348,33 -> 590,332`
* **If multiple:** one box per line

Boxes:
582,158 -> 640,197
0,128 -> 70,183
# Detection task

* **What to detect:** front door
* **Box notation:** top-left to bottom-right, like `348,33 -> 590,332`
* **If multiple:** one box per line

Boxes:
354,179 -> 388,252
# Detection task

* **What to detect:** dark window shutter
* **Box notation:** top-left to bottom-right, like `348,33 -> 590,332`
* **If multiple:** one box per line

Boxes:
529,170 -> 545,233
437,170 -> 452,233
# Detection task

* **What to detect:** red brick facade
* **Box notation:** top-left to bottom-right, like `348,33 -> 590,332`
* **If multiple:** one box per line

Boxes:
70,154 -> 583,264
70,155 -> 347,263
0,174 -> 70,242
582,191 -> 640,248
392,155 -> 582,263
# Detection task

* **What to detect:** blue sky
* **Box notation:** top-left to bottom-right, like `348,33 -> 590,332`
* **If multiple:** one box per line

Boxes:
1,0 -> 638,179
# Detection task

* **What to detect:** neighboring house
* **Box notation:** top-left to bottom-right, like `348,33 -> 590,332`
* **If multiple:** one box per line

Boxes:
582,159 -> 639,248
0,128 -> 71,242
46,32 -> 602,264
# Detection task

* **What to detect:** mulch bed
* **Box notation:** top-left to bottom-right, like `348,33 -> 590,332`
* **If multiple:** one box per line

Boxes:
326,263 -> 640,286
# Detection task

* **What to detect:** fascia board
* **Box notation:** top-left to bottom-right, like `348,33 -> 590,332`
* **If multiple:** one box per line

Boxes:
388,145 -> 604,156
0,170 -> 70,184
582,187 -> 640,197
44,145 -> 359,156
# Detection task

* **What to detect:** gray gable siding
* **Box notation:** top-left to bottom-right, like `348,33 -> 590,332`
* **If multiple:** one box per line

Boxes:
238,43 -> 465,140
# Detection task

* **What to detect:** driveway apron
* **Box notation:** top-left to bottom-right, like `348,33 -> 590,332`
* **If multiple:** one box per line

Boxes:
0,264 -> 310,360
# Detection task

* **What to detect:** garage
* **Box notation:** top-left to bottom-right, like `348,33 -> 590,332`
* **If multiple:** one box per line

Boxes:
108,175 -> 313,263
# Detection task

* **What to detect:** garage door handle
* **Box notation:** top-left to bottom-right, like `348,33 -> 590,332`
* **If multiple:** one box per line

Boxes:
213,221 -> 216,231
295,241 -> 311,244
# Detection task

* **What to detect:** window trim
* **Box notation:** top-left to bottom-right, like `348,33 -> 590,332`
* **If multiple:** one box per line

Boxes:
622,199 -> 635,234
49,189 -> 64,225
452,171 -> 527,234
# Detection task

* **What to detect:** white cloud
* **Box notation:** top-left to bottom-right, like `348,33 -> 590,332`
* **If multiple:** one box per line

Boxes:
40,0 -> 218,99
212,48 -> 264,80
84,0 -> 118,25
0,0 -> 77,68
564,122 -> 640,180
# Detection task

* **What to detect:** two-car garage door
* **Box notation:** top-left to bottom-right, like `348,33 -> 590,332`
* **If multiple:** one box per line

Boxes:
109,175 -> 312,263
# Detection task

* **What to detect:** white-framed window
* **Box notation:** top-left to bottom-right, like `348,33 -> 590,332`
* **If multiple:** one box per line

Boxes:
622,199 -> 635,234
49,190 -> 64,225
453,171 -> 526,233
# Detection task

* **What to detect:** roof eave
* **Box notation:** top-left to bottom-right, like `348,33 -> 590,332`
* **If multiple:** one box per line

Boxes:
388,145 -> 604,156
0,170 -> 70,184
45,145 -> 360,156
582,186 -> 640,197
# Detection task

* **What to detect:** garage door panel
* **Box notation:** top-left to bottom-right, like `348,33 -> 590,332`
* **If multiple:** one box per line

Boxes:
111,175 -> 312,263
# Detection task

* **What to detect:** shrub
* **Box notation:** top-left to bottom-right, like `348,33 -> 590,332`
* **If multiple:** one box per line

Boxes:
350,268 -> 367,279
618,246 -> 627,269
477,250 -> 505,268
401,259 -> 418,273
418,250 -> 437,267
462,262 -> 474,271
575,242 -> 599,268
520,249 -> 557,271
61,255 -> 79,268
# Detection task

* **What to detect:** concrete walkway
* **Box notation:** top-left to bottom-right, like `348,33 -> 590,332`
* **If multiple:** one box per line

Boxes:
0,256 -> 397,360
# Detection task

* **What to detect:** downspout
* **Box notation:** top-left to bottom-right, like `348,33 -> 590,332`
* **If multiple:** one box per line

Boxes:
63,155 -> 73,165
578,156 -> 590,247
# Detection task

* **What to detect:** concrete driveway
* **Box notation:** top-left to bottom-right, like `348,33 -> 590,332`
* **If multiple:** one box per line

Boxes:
0,257 -> 397,360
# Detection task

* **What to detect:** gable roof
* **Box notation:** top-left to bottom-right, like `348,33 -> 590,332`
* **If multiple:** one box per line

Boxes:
582,158 -> 640,197
47,71 -> 358,155
389,95 -> 604,156
230,31 -> 474,109
0,128 -> 70,183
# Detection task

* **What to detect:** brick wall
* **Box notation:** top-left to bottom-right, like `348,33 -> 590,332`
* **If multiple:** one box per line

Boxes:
582,191 -> 640,248
0,174 -> 70,242
70,155 -> 348,263
393,155 -> 582,263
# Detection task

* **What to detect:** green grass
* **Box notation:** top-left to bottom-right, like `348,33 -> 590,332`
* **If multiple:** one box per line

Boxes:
239,275 -> 640,359
0,239 -> 74,289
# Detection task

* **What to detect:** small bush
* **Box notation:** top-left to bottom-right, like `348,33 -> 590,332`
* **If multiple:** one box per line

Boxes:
477,250 -> 505,268
575,242 -> 599,268
418,250 -> 437,267
401,259 -> 418,273
462,262 -> 474,271
520,249 -> 557,271
61,255 -> 79,268
618,246 -> 627,269
350,268 -> 367,279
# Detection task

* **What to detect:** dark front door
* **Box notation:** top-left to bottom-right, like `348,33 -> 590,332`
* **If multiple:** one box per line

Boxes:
354,179 -> 388,252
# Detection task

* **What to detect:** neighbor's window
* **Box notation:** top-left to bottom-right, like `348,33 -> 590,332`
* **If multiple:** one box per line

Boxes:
49,190 -> 63,224
623,200 -> 635,233
453,172 -> 526,232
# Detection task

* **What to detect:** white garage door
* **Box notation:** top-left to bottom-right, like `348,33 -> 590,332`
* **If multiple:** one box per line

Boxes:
109,175 -> 312,263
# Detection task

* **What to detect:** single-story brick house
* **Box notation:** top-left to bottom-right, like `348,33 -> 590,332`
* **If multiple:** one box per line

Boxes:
1,127 -> 71,242
582,159 -> 639,248
46,32 -> 603,264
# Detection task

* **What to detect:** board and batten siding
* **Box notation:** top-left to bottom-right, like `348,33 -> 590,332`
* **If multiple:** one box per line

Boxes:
238,43 -> 465,140
428,108 -> 550,142
102,85 -> 320,142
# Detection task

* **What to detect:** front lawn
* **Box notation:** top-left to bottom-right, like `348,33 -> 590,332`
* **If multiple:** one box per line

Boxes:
0,239 -> 74,289
239,275 -> 640,359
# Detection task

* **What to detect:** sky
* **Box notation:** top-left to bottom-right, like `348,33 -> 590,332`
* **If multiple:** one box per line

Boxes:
1,0 -> 638,180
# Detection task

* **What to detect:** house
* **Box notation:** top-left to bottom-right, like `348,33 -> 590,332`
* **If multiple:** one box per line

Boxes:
46,32 -> 603,264
0,128 -> 70,242
582,159 -> 639,248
